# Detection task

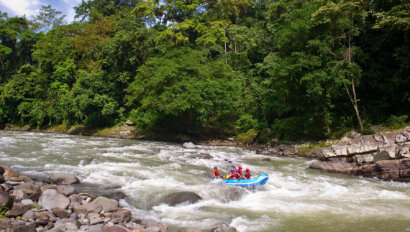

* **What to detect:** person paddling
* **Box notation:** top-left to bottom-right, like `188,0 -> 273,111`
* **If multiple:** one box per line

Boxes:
212,166 -> 220,178
243,168 -> 251,179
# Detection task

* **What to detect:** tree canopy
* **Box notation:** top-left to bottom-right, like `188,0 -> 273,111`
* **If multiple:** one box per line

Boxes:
0,0 -> 408,141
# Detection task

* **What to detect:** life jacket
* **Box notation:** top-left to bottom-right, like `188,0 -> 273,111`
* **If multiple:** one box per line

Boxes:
227,171 -> 234,179
212,169 -> 220,176
244,172 -> 251,179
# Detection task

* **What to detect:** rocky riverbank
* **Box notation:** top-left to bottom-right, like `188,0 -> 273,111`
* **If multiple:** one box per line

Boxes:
0,165 -> 237,232
308,126 -> 410,181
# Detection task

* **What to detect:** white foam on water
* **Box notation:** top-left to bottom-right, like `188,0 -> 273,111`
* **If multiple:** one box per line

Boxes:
231,215 -> 278,232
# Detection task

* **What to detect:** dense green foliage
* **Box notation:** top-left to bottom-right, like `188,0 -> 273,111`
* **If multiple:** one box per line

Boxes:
0,0 -> 409,140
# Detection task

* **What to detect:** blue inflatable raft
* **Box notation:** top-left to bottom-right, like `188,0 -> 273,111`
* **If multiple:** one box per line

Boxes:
221,174 -> 269,187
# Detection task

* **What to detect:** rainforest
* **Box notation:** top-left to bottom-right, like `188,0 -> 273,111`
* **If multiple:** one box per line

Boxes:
0,0 -> 409,141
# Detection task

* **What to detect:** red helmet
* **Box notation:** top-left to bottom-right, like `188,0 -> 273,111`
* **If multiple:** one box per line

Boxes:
246,168 -> 249,172
238,166 -> 242,169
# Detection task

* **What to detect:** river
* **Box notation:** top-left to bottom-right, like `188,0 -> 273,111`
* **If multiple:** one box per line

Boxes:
0,130 -> 409,232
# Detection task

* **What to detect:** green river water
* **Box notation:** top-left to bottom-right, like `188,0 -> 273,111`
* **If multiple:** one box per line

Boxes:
0,130 -> 409,232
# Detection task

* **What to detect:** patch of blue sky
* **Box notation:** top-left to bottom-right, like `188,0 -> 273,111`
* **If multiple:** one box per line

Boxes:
0,0 -> 84,22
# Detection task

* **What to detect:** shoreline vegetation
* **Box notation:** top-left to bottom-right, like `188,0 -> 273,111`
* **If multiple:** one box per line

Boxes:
0,0 -> 409,146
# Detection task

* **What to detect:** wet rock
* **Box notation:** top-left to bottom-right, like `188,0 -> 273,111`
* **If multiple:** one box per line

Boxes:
52,207 -> 70,218
199,153 -> 212,159
0,175 -> 4,184
183,142 -> 197,149
0,167 -> 4,176
88,212 -> 104,225
92,197 -> 119,212
90,158 -> 101,165
103,225 -> 129,232
6,202 -> 32,217
8,175 -> 32,182
39,189 -> 70,210
0,191 -> 14,209
111,209 -> 132,224
262,158 -> 271,162
49,173 -> 79,185
0,165 -> 19,179
162,191 -> 202,206
103,191 -> 127,201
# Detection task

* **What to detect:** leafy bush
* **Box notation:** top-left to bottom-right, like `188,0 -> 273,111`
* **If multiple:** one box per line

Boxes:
384,115 -> 408,130
235,114 -> 259,133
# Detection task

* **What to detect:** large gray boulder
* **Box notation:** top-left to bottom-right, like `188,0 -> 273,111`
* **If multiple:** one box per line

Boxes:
49,173 -> 80,185
39,189 -> 70,210
92,196 -> 119,212
162,191 -> 202,206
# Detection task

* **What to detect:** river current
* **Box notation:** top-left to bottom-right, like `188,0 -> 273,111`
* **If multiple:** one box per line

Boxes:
0,130 -> 409,232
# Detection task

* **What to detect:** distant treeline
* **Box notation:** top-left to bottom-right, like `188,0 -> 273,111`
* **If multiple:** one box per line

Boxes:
0,0 -> 408,141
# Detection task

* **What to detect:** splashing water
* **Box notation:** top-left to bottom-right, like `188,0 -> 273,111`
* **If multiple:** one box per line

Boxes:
0,130 -> 409,232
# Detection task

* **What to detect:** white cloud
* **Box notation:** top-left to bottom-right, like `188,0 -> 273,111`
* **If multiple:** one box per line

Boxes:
64,0 -> 82,22
0,0 -> 42,17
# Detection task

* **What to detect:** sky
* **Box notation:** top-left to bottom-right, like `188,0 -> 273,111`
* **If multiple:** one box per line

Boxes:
0,0 -> 84,22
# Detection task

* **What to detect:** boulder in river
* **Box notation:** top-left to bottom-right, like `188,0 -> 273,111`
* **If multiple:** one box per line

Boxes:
0,165 -> 19,179
161,191 -> 202,206
183,142 -> 197,149
39,189 -> 70,210
49,173 -> 80,185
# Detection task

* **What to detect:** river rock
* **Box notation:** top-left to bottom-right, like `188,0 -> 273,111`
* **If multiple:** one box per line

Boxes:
162,191 -> 202,206
88,212 -> 103,225
0,218 -> 11,230
22,209 -> 36,220
0,175 -> 4,184
309,161 -> 357,173
6,202 -> 32,217
83,202 -> 103,214
35,211 -> 50,225
111,209 -> 132,223
199,153 -> 212,159
49,173 -> 80,185
92,196 -> 119,212
0,165 -> 19,179
39,189 -> 70,210
103,225 -> 129,232
182,142 -> 197,149
52,207 -> 70,218
11,222 -> 36,232
0,191 -> 14,209
0,167 -> 4,176
14,182 -> 41,201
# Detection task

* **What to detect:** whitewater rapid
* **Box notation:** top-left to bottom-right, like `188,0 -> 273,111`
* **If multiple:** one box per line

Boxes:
0,130 -> 409,232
